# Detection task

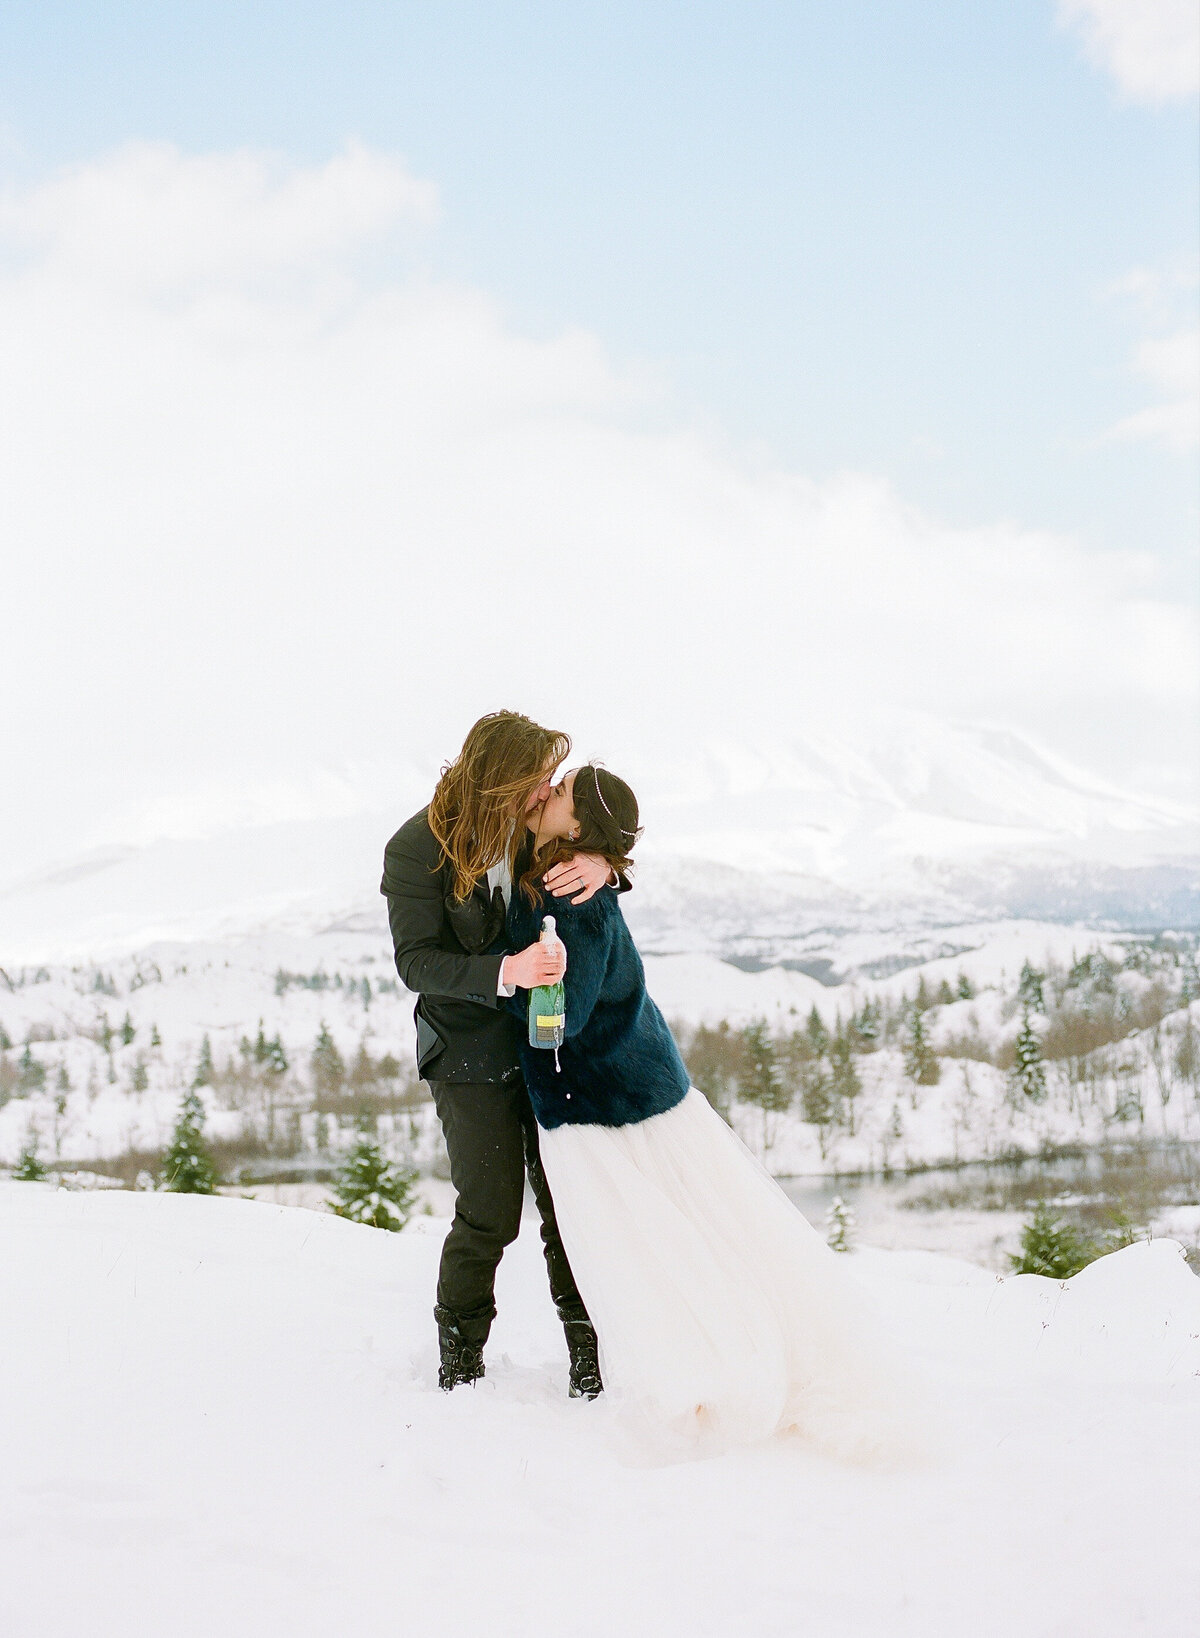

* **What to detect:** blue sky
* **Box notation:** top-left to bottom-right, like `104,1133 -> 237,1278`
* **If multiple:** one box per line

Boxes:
1,1 -> 1195,575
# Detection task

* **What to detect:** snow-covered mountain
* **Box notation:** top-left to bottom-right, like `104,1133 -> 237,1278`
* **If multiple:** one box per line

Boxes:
2,714 -> 1196,965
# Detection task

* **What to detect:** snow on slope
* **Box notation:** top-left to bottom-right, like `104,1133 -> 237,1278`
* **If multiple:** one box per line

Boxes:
1,1182 -> 1197,1638
5,921 -> 1194,1178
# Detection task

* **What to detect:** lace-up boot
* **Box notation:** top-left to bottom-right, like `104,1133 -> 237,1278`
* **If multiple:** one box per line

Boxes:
563,1316 -> 603,1399
435,1305 -> 486,1390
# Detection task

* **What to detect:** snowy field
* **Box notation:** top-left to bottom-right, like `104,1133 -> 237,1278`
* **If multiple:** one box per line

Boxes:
2,1182 -> 1197,1638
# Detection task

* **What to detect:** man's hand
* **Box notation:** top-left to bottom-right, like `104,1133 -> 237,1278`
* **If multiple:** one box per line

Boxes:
501,939 -> 567,990
544,851 -> 614,904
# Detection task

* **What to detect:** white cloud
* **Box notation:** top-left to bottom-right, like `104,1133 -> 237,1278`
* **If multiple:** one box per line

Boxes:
1058,0 -> 1200,103
1108,327 -> 1200,450
0,139 -> 437,293
0,143 -> 1195,869
1104,265 -> 1200,452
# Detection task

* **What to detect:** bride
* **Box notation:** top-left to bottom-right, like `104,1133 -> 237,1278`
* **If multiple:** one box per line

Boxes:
506,763 -> 932,1464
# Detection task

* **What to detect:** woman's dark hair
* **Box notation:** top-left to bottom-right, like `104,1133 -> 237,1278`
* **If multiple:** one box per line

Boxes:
518,764 -> 642,906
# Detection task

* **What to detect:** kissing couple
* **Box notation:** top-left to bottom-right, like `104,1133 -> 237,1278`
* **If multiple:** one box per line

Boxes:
381,711 -> 929,1460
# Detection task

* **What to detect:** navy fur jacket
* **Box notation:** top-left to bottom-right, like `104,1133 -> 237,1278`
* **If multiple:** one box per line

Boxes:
505,883 -> 690,1130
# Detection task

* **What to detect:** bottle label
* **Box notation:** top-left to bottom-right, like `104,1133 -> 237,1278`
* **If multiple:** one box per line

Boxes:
536,1014 -> 565,1028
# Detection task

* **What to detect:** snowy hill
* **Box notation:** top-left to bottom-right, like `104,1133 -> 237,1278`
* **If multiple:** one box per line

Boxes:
1,715 -> 1196,967
3,916 -> 1196,1181
1,1182 -> 1196,1638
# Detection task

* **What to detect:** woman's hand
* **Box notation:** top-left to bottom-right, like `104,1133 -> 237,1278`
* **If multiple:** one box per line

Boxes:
501,938 -> 567,990
544,851 -> 614,904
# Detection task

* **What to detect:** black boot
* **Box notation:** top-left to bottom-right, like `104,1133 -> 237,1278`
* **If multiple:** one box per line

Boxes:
562,1315 -> 603,1400
435,1304 -> 486,1391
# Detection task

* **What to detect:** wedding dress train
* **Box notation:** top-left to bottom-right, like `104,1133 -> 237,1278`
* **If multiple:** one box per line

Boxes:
538,1087 -> 934,1464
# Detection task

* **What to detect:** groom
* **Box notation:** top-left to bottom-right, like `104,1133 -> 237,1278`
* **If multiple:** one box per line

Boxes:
380,711 -> 619,1395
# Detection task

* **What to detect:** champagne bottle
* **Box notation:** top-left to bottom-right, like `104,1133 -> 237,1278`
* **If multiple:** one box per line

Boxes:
528,915 -> 566,1051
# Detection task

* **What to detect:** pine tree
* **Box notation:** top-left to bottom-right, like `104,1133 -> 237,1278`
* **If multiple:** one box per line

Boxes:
1017,960 -> 1045,1013
1009,1201 -> 1098,1279
13,1137 -> 48,1181
0,1022 -> 11,1051
55,1063 -> 71,1093
1180,959 -> 1198,1008
903,1007 -> 940,1087
737,1020 -> 791,1149
17,1044 -> 46,1093
681,1021 -> 738,1121
804,1005 -> 828,1058
850,998 -> 880,1052
936,978 -> 955,1006
799,1057 -> 833,1127
266,1033 -> 288,1075
350,1040 -> 377,1090
131,1057 -> 150,1092
163,1089 -> 218,1194
311,1023 -> 345,1095
828,1032 -> 862,1133
825,1194 -> 856,1252
1009,1009 -> 1047,1103
119,1012 -> 136,1047
192,1034 -> 214,1089
956,971 -> 975,1001
328,1132 -> 417,1231
150,1023 -> 161,1048
253,1021 -> 270,1064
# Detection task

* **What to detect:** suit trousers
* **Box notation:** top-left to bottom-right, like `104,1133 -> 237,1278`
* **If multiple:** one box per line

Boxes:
428,1076 -> 587,1344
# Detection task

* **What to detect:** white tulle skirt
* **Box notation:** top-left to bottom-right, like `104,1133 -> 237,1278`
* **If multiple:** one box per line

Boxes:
538,1088 -> 935,1465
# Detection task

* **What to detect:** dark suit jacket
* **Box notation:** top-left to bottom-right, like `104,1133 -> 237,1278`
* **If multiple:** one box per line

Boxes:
380,808 -> 520,1084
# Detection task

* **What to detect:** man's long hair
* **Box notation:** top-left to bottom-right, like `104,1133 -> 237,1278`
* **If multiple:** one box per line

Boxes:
428,712 -> 570,902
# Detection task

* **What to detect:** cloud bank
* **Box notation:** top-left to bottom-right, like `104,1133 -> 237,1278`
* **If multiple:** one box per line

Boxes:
1058,0 -> 1200,103
1,143 -> 1196,871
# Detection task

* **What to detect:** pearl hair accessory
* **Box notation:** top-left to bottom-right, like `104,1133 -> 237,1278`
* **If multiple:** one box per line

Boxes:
589,766 -> 637,840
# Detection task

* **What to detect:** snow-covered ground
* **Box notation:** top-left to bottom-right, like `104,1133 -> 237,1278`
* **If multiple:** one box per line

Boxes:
1,1181 -> 1197,1638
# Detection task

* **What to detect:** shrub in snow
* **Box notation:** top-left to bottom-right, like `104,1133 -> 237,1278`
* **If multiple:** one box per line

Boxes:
1009,1201 -> 1100,1279
13,1138 -> 48,1182
328,1133 -> 418,1232
825,1195 -> 856,1252
162,1089 -> 218,1195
